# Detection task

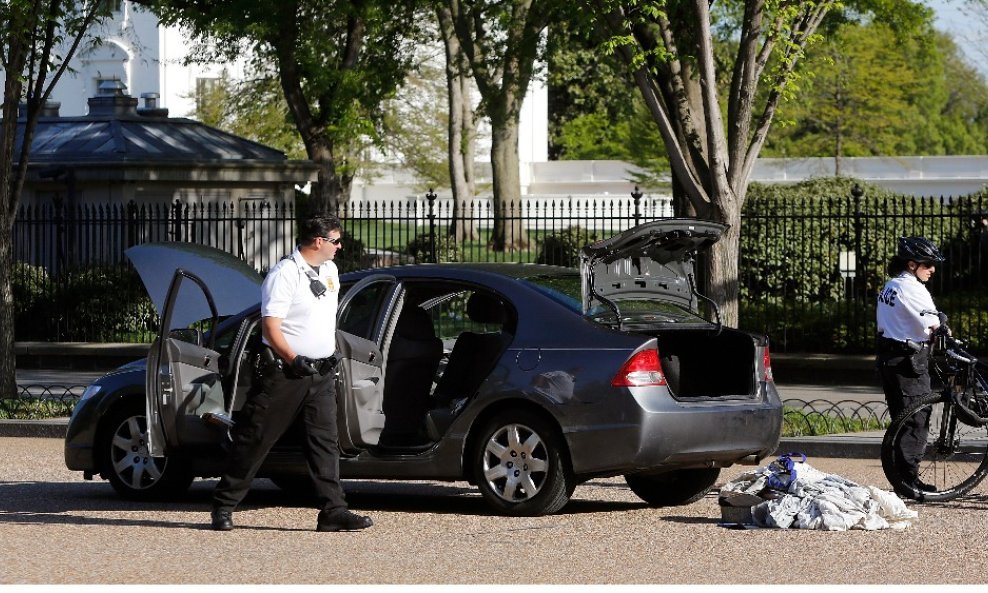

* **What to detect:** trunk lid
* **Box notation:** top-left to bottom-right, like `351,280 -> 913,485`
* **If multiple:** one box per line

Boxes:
579,219 -> 727,325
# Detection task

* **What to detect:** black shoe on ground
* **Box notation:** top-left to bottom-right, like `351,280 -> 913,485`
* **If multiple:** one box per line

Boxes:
211,509 -> 234,531
914,480 -> 937,493
316,509 -> 373,532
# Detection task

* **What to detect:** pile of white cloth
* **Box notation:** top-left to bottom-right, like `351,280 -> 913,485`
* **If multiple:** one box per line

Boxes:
720,457 -> 918,530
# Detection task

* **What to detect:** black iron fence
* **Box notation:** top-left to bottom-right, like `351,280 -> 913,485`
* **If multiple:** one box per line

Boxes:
11,190 -> 988,352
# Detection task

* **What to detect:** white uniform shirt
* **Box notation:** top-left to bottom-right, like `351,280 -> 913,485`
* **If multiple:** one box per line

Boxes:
260,247 -> 339,359
876,272 -> 939,343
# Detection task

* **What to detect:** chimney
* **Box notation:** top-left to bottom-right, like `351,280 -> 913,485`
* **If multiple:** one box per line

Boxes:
17,100 -> 62,118
137,92 -> 169,118
87,79 -> 138,116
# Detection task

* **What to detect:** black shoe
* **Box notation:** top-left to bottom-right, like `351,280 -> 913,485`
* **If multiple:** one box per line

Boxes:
211,509 -> 234,531
316,509 -> 373,532
914,480 -> 937,493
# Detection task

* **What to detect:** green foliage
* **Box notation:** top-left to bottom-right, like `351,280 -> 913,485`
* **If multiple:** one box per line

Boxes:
11,262 -> 50,322
15,264 -> 157,341
334,230 -> 370,273
405,232 -> 460,263
742,177 -> 966,304
58,266 -> 158,342
191,69 -> 307,160
379,54 -> 452,191
739,177 -> 987,352
147,0 -> 425,210
765,22 -> 988,159
0,398 -> 76,420
535,226 -> 598,267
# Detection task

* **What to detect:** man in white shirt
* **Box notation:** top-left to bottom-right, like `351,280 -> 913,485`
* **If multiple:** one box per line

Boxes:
876,236 -> 945,497
211,214 -> 372,532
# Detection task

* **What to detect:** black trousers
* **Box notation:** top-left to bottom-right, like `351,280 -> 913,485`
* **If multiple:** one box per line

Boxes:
877,348 -> 933,482
212,361 -> 347,513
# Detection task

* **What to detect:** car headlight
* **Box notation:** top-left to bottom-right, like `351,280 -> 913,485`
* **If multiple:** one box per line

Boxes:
79,383 -> 103,401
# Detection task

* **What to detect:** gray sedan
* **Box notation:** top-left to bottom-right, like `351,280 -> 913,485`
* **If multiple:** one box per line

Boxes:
65,219 -> 782,515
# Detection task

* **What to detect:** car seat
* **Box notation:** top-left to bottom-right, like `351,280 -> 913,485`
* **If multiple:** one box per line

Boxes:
379,305 -> 443,447
426,292 -> 511,439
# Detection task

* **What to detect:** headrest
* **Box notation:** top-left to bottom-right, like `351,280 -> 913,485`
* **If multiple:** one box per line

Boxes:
466,292 -> 506,325
396,306 -> 435,338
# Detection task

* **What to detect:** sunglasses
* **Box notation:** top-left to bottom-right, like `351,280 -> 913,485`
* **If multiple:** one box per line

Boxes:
320,236 -> 343,245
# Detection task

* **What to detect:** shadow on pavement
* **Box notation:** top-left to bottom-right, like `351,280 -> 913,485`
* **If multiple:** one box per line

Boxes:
0,476 -> 646,529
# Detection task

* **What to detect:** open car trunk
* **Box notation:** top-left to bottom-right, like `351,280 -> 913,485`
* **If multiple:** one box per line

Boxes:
653,328 -> 757,399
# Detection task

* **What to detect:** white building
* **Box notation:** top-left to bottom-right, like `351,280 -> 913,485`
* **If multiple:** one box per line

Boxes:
45,1 -> 236,119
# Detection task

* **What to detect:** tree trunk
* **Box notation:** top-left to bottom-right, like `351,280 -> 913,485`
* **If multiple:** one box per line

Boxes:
671,173 -> 696,218
489,115 -> 529,250
704,219 -> 740,327
438,5 -> 478,243
307,141 -> 351,216
0,216 -> 14,399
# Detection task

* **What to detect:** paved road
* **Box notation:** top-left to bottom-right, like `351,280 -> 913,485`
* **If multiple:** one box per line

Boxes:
3,437 -> 987,585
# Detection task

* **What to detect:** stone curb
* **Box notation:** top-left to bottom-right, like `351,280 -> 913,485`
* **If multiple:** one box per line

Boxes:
0,418 -> 882,460
0,419 -> 68,438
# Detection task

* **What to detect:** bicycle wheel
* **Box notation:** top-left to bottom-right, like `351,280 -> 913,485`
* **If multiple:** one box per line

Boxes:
881,392 -> 988,502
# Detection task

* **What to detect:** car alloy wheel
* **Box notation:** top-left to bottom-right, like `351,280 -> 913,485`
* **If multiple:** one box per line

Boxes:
482,422 -> 549,503
99,401 -> 192,499
108,413 -> 167,491
473,410 -> 572,516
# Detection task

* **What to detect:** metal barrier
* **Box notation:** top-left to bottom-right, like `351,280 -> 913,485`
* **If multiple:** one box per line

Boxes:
783,398 -> 890,437
0,385 -> 87,420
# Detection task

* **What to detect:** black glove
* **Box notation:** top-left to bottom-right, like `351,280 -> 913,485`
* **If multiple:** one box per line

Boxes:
936,312 -> 951,336
291,355 -> 319,376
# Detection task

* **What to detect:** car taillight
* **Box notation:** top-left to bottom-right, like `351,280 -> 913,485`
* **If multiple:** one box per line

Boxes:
612,348 -> 666,387
763,346 -> 773,382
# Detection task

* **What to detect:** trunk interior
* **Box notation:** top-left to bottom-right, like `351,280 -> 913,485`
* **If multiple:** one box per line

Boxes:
654,329 -> 757,399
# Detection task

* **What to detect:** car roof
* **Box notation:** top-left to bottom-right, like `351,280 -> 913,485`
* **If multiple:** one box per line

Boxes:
341,262 -> 577,282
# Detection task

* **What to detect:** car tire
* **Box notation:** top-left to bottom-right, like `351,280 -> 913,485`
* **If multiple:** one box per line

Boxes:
472,410 -> 573,516
624,467 -> 720,507
98,400 -> 193,500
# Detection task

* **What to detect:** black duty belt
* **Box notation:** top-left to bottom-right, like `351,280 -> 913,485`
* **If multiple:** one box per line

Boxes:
876,335 -> 926,354
258,346 -> 338,375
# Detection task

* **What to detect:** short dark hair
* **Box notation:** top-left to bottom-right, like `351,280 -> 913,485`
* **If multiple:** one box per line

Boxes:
886,255 -> 909,276
298,214 -> 342,245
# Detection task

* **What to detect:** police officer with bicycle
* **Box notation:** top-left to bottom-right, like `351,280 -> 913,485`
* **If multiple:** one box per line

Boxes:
876,236 -> 946,495
210,214 -> 373,532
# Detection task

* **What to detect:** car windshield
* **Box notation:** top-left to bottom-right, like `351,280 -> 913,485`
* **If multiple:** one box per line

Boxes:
522,273 -> 709,326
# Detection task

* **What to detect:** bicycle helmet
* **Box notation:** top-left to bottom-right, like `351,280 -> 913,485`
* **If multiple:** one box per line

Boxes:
897,236 -> 945,264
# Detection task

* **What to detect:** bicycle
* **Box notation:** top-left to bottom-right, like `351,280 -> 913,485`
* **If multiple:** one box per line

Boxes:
881,322 -> 988,502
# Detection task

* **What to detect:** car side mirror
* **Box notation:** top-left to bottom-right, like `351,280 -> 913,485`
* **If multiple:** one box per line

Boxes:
169,328 -> 203,346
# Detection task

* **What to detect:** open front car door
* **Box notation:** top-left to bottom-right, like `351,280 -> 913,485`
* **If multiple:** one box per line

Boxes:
146,269 -> 230,456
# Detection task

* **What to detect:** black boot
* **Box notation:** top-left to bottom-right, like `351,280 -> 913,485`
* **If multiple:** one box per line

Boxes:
316,509 -> 373,532
211,509 -> 234,531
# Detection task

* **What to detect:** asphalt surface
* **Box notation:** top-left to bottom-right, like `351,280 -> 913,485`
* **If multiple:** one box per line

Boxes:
2,437 -> 988,584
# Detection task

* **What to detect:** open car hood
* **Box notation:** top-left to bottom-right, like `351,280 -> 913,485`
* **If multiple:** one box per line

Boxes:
126,242 -> 263,329
579,218 -> 727,314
